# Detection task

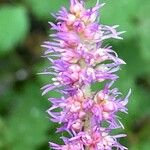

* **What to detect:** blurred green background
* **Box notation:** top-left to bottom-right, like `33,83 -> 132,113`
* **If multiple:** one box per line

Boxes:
0,0 -> 150,150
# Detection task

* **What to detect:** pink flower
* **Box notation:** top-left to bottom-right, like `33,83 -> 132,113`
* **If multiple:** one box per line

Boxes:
41,0 -> 131,149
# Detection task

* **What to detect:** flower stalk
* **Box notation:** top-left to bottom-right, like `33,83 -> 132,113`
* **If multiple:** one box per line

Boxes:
41,0 -> 131,149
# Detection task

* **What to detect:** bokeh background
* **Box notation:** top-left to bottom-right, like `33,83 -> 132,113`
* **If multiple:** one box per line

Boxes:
0,0 -> 150,150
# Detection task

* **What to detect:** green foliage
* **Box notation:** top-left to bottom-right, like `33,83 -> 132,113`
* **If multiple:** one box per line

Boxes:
0,5 -> 29,56
24,0 -> 68,20
138,0 -> 150,62
0,82 -> 50,150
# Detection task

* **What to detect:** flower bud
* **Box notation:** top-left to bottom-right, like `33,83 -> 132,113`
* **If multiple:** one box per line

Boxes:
70,3 -> 83,16
67,14 -> 76,25
71,119 -> 83,131
103,101 -> 115,112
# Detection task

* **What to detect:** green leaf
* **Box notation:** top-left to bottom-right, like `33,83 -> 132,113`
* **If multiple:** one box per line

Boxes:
0,117 -> 7,149
138,0 -> 150,62
6,82 -> 50,150
24,0 -> 68,20
139,20 -> 150,62
0,5 -> 30,55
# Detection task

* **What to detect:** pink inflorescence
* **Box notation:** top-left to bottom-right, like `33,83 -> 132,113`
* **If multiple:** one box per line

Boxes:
41,0 -> 131,149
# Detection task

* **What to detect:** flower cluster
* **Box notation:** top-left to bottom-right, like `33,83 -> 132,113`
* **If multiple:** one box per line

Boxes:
41,0 -> 131,150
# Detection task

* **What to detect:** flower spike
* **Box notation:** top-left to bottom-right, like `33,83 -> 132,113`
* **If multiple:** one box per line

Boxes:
41,0 -> 130,149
